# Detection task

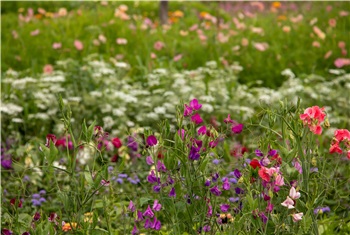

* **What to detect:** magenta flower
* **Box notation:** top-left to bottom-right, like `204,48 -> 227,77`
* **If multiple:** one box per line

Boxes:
33,212 -> 41,222
147,135 -> 158,146
255,149 -> 264,157
231,123 -> 243,134
45,134 -> 57,148
144,218 -> 152,229
191,113 -> 203,124
224,114 -> 234,124
189,99 -> 202,110
178,129 -> 185,139
136,210 -> 144,221
293,159 -> 302,174
203,225 -> 211,232
147,171 -> 160,184
156,161 -> 167,172
210,185 -> 222,196
128,200 -> 135,212
222,178 -> 230,190
169,187 -> 176,197
143,205 -> 154,218
111,137 -> 122,148
233,169 -> 242,178
151,217 -> 162,230
198,125 -> 207,135
266,201 -> 274,213
1,229 -> 13,235
153,185 -> 161,193
207,205 -> 213,217
209,140 -> 218,148
131,225 -> 139,235
259,212 -> 268,224
152,200 -> 162,211
220,204 -> 230,212
184,104 -> 193,117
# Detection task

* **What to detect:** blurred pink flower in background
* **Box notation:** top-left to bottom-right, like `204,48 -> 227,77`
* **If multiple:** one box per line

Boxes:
324,50 -> 332,59
12,30 -> 18,39
115,54 -> 124,60
254,42 -> 269,51
313,26 -> 326,40
98,34 -> 107,43
30,29 -> 40,36
38,8 -> 46,15
282,26 -> 291,33
251,27 -> 264,35
173,54 -> 182,62
334,58 -> 350,68
58,8 -> 68,17
93,39 -> 100,46
241,38 -> 249,47
339,11 -> 349,17
338,41 -> 346,49
189,24 -> 198,31
326,5 -> 332,12
328,18 -> 336,27
74,40 -> 84,50
309,17 -> 318,26
153,41 -> 165,51
52,42 -> 62,49
217,32 -> 229,43
290,14 -> 303,23
150,52 -> 157,59
116,38 -> 127,45
43,64 -> 54,75
312,41 -> 321,48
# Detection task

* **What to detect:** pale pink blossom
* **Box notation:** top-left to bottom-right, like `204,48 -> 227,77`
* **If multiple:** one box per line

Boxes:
290,14 -> 303,23
281,196 -> 294,209
93,39 -> 100,46
339,11 -> 349,17
98,34 -> 107,43
58,8 -> 67,17
341,49 -> 347,56
153,41 -> 165,51
289,187 -> 300,200
251,27 -> 264,35
30,29 -> 40,36
101,1 -> 108,6
116,38 -> 127,45
309,17 -> 318,26
189,24 -> 198,31
324,50 -> 332,59
241,38 -> 249,47
115,54 -> 124,60
173,54 -> 182,62
52,42 -> 62,49
328,18 -> 336,27
338,41 -> 346,49
254,42 -> 269,51
313,26 -> 326,40
12,30 -> 18,39
43,64 -> 54,75
334,58 -> 350,68
38,8 -> 46,15
74,40 -> 84,50
275,174 -> 285,186
312,41 -> 321,48
292,213 -> 303,222
282,26 -> 291,33
150,52 -> 157,59
250,2 -> 265,11
217,32 -> 229,43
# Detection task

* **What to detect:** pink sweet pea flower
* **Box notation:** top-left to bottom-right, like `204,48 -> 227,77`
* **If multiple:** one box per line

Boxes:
334,58 -> 350,68
153,41 -> 165,51
189,99 -> 202,110
191,113 -> 203,125
52,42 -> 62,49
198,126 -> 207,135
292,212 -> 303,222
300,106 -> 326,135
232,123 -> 243,134
274,174 -> 285,186
74,40 -> 84,50
30,29 -> 40,36
173,54 -> 182,62
281,196 -> 294,209
116,38 -> 127,45
289,187 -> 301,200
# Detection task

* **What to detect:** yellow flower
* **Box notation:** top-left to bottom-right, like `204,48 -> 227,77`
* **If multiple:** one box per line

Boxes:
272,2 -> 281,8
62,222 -> 78,232
173,10 -> 184,18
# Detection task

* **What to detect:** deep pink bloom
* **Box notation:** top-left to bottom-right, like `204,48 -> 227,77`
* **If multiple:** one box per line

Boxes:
198,125 -> 207,135
210,185 -> 222,196
151,217 -> 161,230
191,113 -> 203,124
231,123 -> 243,134
111,137 -> 122,148
156,161 -> 167,172
208,140 -> 218,148
220,204 -> 230,212
147,135 -> 158,146
169,187 -> 176,197
152,200 -> 162,211
74,40 -> 84,50
45,134 -> 57,148
224,114 -> 234,124
143,205 -> 154,218
300,106 -> 326,135
189,99 -> 202,110
222,178 -> 230,190
183,104 -> 193,117
131,225 -> 139,235
178,129 -> 185,140
266,201 -> 274,213
146,156 -> 154,165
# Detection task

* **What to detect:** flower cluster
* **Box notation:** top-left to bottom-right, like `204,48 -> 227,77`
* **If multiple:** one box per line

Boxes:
300,106 -> 327,135
329,129 -> 350,159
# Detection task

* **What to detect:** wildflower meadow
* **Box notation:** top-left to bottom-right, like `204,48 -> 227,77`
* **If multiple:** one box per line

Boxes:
1,1 -> 350,235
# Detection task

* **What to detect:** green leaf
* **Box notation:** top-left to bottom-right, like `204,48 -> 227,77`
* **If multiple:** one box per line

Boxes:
49,140 -> 58,164
84,166 -> 94,186
139,197 -> 151,206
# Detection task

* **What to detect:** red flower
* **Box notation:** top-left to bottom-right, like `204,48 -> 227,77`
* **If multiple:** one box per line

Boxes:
250,159 -> 261,169
258,167 -> 271,182
111,137 -> 122,148
271,154 -> 282,165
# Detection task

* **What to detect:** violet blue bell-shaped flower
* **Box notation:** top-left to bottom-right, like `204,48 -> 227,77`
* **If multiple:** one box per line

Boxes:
143,205 -> 154,218
169,187 -> 176,197
212,173 -> 219,182
210,185 -> 222,196
146,135 -> 158,146
259,212 -> 268,224
229,197 -> 240,203
235,187 -> 244,194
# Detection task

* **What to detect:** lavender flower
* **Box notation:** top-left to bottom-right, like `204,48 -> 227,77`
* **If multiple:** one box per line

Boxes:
143,205 -> 154,218
220,204 -> 230,212
152,200 -> 162,211
169,187 -> 176,197
128,200 -> 135,212
146,156 -> 154,165
210,186 -> 222,196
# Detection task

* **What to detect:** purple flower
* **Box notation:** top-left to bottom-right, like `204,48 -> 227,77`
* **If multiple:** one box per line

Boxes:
207,205 -> 212,217
22,232 -> 30,235
152,200 -> 162,211
212,159 -> 220,165
127,136 -> 138,151
255,149 -> 264,157
198,125 -> 207,135
259,212 -> 268,224
310,167 -> 319,173
156,161 -> 167,172
189,98 -> 202,110
212,173 -> 219,182
146,156 -> 154,165
231,124 -> 243,134
39,197 -> 46,203
209,140 -> 218,148
128,200 -> 135,212
144,218 -> 152,229
293,158 -> 302,174
235,187 -> 244,194
167,176 -> 174,185
143,205 -> 154,218
147,135 -> 158,146
136,210 -> 144,222
131,225 -> 139,235
31,199 -> 41,206
169,187 -> 176,197
151,217 -> 162,230
118,173 -> 128,178
147,171 -> 159,184
205,179 -> 211,187
314,206 -> 331,214
203,225 -> 211,232
32,194 -> 40,199
268,149 -> 277,156
220,204 -> 230,212
210,185 -> 222,196
1,229 -> 13,235
229,178 -> 237,184
260,157 -> 270,167
233,169 -> 242,178
188,145 -> 200,161
153,185 -> 161,193
191,113 -> 203,125
222,178 -> 230,190
178,129 -> 185,140
107,166 -> 114,173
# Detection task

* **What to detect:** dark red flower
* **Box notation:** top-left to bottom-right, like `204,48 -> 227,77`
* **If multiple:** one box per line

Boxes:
249,159 -> 261,169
